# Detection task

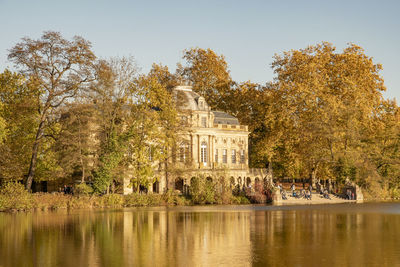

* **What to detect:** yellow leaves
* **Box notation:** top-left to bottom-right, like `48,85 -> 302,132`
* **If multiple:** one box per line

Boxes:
180,48 -> 232,110
266,42 -> 394,178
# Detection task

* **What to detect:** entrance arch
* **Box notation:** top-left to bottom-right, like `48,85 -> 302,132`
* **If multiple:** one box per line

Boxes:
175,177 -> 184,192
246,177 -> 251,187
153,180 -> 159,193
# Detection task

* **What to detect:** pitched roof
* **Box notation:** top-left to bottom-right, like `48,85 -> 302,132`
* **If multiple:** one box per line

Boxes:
173,86 -> 203,110
212,111 -> 240,125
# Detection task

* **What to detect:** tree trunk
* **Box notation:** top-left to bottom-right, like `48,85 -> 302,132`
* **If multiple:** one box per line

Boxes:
25,119 -> 45,191
165,160 -> 169,191
266,161 -> 273,184
311,168 -> 317,188
80,155 -> 85,183
78,118 -> 85,183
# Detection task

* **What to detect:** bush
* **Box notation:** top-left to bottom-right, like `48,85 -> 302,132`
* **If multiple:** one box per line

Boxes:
32,192 -> 70,210
190,176 -> 217,204
74,183 -> 94,196
0,182 -> 33,211
390,188 -> 400,199
101,194 -> 124,207
214,183 -> 235,204
230,195 -> 251,204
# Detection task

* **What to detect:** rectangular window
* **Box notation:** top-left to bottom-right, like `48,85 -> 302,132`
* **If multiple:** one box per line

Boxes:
240,150 -> 245,163
231,149 -> 236,164
179,147 -> 185,162
215,149 -> 218,163
201,142 -> 207,163
223,149 -> 227,163
201,117 -> 207,127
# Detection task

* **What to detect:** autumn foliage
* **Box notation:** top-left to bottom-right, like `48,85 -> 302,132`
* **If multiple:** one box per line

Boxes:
0,32 -> 399,198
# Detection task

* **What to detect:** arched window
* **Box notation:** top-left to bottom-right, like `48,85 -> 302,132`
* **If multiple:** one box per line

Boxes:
200,141 -> 207,163
179,142 -> 190,162
175,178 -> 184,192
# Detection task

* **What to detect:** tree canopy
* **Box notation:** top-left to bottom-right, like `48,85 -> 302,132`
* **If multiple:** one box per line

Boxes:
1,32 -> 399,197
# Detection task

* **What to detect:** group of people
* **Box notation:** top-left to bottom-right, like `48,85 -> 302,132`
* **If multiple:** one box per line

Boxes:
277,182 -> 335,201
346,189 -> 355,200
277,181 -> 357,201
277,183 -> 313,200
59,185 -> 73,194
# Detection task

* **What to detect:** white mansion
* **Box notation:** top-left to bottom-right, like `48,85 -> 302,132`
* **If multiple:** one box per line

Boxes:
124,85 -> 268,194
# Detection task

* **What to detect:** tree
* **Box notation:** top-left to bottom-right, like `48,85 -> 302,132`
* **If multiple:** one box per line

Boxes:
125,74 -> 177,192
8,31 -> 96,190
88,58 -> 178,193
179,48 -> 233,110
364,100 -> 400,189
0,103 -> 5,144
269,42 -> 386,184
89,57 -> 136,193
0,70 -> 38,180
56,102 -> 99,183
148,63 -> 179,91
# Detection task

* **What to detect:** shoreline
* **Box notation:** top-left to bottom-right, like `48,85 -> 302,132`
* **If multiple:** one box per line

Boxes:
274,194 -> 358,205
1,191 -> 398,213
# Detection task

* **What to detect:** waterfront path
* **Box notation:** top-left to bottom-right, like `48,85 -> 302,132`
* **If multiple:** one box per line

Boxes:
277,192 -> 357,205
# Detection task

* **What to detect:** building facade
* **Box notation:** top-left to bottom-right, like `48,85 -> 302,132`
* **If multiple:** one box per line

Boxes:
124,85 -> 268,194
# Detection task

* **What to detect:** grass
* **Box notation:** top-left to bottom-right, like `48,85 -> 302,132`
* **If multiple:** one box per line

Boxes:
0,181 -> 267,212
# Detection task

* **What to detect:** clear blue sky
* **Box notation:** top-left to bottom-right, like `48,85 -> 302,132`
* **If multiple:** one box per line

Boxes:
1,0 -> 399,100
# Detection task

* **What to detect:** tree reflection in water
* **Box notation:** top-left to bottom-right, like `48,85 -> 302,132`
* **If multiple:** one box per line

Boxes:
1,203 -> 400,266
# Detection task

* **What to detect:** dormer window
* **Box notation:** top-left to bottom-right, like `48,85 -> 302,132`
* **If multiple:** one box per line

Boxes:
201,117 -> 207,127
180,116 -> 188,126
198,97 -> 206,110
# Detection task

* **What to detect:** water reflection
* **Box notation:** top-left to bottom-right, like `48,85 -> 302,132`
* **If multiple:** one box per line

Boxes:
1,203 -> 400,267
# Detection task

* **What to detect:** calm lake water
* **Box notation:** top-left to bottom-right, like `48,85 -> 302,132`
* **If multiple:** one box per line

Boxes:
1,203 -> 400,267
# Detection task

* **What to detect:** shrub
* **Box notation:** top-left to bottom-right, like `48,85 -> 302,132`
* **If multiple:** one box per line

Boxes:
190,176 -> 217,204
163,189 -> 179,205
175,195 -> 191,206
390,188 -> 400,199
147,194 -> 164,206
230,195 -> 251,204
74,183 -> 94,196
101,194 -> 124,207
0,182 -> 33,211
214,182 -> 235,204
32,192 -> 69,210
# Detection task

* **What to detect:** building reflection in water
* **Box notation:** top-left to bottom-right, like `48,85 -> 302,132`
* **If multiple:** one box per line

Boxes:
122,209 -> 252,266
1,204 -> 400,267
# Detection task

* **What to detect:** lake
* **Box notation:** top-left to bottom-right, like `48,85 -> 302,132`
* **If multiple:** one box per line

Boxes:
1,203 -> 400,267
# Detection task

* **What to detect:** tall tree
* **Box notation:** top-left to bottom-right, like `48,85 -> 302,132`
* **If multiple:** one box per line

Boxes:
56,102 -> 99,183
8,31 -> 96,190
89,57 -> 137,193
179,48 -> 232,110
89,58 -> 178,193
148,63 -> 179,91
270,42 -> 386,184
125,74 -> 177,192
0,70 -> 37,179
